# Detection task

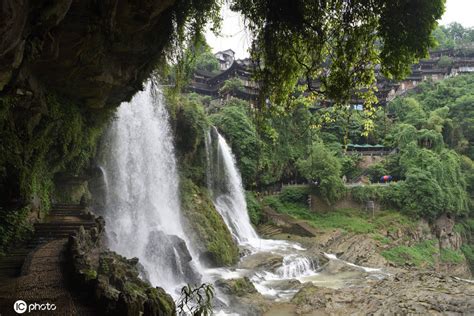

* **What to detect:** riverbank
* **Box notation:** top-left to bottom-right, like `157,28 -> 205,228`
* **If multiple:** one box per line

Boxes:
257,191 -> 472,279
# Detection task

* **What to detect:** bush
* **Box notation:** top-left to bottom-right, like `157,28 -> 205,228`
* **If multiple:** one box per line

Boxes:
296,142 -> 345,204
279,186 -> 310,205
245,191 -> 262,225
365,164 -> 388,183
211,102 -> 258,187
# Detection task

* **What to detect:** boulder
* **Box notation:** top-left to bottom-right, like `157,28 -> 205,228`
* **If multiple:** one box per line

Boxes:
68,215 -> 176,315
238,252 -> 284,272
215,277 -> 257,297
145,230 -> 201,284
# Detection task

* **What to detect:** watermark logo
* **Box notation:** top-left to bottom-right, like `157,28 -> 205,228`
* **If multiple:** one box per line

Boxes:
13,300 -> 27,314
13,300 -> 56,314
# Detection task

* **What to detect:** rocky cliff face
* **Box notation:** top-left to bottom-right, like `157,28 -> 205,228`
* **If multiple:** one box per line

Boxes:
1,0 -> 176,108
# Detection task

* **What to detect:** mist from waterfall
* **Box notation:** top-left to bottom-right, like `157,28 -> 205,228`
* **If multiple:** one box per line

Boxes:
100,82 -> 200,294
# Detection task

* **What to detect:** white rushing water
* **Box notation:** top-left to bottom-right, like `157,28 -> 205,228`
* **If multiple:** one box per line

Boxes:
277,254 -> 317,279
100,82 -> 201,295
206,127 -> 260,245
205,127 -> 319,301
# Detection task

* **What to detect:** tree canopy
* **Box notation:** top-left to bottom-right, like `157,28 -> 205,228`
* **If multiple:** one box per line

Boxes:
231,0 -> 445,108
170,0 -> 445,111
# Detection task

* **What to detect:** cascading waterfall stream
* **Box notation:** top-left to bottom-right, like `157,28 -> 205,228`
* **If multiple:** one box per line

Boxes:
100,82 -> 201,295
205,127 -> 260,245
277,255 -> 317,279
205,127 -> 319,300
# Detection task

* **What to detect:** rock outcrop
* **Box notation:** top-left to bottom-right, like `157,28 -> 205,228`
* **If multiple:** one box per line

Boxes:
180,179 -> 239,267
1,0 -> 176,108
215,277 -> 269,315
68,217 -> 175,316
289,271 -> 474,315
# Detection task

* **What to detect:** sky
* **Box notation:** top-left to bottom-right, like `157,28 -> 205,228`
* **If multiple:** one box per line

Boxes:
206,0 -> 474,59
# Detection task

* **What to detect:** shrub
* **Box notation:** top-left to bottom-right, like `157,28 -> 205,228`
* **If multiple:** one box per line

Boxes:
279,186 -> 310,205
245,191 -> 262,226
296,142 -> 345,204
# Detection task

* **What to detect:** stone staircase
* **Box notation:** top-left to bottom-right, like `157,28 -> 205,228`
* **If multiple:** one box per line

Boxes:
258,223 -> 283,237
0,204 -> 94,284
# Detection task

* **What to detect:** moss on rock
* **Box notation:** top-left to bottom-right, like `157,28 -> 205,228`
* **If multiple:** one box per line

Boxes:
69,218 -> 175,315
180,179 -> 239,266
215,277 -> 257,297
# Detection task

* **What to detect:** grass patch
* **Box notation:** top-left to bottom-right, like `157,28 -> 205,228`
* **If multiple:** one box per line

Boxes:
262,195 -> 414,235
263,196 -> 375,233
381,240 -> 438,268
461,244 -> 474,272
372,211 -> 417,232
308,209 -> 376,234
371,233 -> 391,244
440,248 -> 465,264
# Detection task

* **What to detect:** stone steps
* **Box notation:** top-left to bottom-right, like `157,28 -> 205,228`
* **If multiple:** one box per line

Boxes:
0,204 -> 96,283
258,224 -> 283,236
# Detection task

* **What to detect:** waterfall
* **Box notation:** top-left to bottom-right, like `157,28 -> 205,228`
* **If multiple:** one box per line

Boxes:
205,127 -> 260,245
277,255 -> 316,279
100,82 -> 200,294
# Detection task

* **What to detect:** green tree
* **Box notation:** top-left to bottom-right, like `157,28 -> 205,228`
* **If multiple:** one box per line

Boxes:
232,0 -> 444,109
195,51 -> 220,73
211,100 -> 259,186
296,142 -> 345,203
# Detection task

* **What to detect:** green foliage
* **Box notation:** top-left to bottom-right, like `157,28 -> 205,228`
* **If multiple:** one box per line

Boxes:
437,55 -> 453,68
365,164 -> 388,183
245,191 -> 262,226
350,185 -> 391,204
195,51 -> 220,73
432,23 -> 474,49
388,98 -> 426,128
0,206 -> 33,255
440,248 -> 465,264
411,75 -> 474,159
262,195 -> 285,213
265,192 -> 417,235
211,101 -> 259,186
180,179 -> 239,266
279,186 -> 310,205
0,93 -> 108,223
372,209 -> 416,233
383,77 -> 474,219
177,283 -> 214,316
308,208 -> 376,234
381,240 -> 439,268
296,142 -> 345,203
233,0 -> 443,111
171,93 -> 210,185
461,245 -> 474,272
340,154 -> 362,180
371,233 -> 391,245
0,95 -> 105,205
219,78 -> 245,96
394,146 -> 469,218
